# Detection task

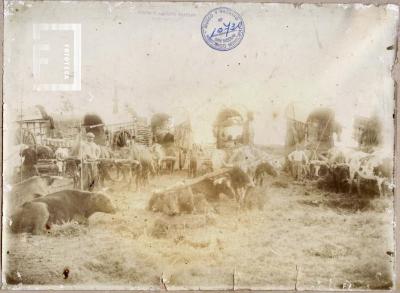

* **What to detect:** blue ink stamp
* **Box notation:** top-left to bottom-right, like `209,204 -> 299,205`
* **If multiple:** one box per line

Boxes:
201,7 -> 245,51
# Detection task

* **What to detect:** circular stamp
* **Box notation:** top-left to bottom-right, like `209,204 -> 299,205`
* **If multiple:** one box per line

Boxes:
201,7 -> 245,51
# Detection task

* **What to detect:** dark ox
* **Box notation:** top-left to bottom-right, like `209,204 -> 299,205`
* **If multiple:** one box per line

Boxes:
330,163 -> 351,193
147,177 -> 235,216
148,167 -> 255,215
191,177 -> 236,201
226,167 -> 255,205
191,168 -> 254,203
10,190 -> 116,235
162,145 -> 178,175
253,162 -> 278,186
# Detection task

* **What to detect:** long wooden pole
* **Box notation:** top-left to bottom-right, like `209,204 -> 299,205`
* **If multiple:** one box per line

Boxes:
19,99 -> 23,183
80,120 -> 83,190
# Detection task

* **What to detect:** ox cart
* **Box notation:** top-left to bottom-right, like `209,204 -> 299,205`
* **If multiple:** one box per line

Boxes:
36,159 -> 58,176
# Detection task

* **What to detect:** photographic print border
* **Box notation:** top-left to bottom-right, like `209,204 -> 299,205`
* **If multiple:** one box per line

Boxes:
0,0 -> 399,292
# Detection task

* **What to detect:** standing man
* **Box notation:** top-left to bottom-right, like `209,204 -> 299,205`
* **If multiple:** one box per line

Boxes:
288,143 -> 309,181
81,132 -> 101,190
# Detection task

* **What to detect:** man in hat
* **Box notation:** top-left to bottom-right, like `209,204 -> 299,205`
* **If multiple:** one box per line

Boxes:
82,132 -> 101,160
81,132 -> 101,190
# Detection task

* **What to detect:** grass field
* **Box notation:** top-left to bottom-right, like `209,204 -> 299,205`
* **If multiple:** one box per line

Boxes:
3,171 -> 395,290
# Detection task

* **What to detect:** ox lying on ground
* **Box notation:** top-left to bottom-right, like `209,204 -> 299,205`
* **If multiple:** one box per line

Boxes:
148,186 -> 197,216
148,176 -> 236,215
191,177 -> 236,201
148,166 -> 255,215
10,190 -> 116,235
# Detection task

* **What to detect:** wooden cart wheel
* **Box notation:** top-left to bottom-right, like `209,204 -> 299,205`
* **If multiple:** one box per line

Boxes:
15,129 -> 37,146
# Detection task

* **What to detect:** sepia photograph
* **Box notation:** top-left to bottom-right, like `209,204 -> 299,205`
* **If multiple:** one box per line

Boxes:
2,1 -> 398,290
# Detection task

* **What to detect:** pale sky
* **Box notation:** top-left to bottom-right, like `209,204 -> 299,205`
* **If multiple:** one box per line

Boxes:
4,1 -> 398,147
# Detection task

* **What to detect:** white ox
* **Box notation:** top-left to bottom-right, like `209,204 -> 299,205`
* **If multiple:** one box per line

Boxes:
327,147 -> 393,196
355,150 -> 394,196
325,147 -> 369,185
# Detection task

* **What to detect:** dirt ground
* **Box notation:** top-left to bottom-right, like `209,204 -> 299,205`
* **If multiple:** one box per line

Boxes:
3,171 -> 395,290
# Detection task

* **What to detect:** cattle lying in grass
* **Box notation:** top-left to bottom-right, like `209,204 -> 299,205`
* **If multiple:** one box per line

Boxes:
148,187 -> 196,216
191,177 -> 236,201
10,190 -> 116,235
149,167 -> 255,215
149,176 -> 236,215
6,176 -> 57,215
199,167 -> 255,203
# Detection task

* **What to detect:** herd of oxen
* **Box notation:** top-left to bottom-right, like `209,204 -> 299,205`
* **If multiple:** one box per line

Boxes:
307,146 -> 394,197
4,141 -> 395,235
